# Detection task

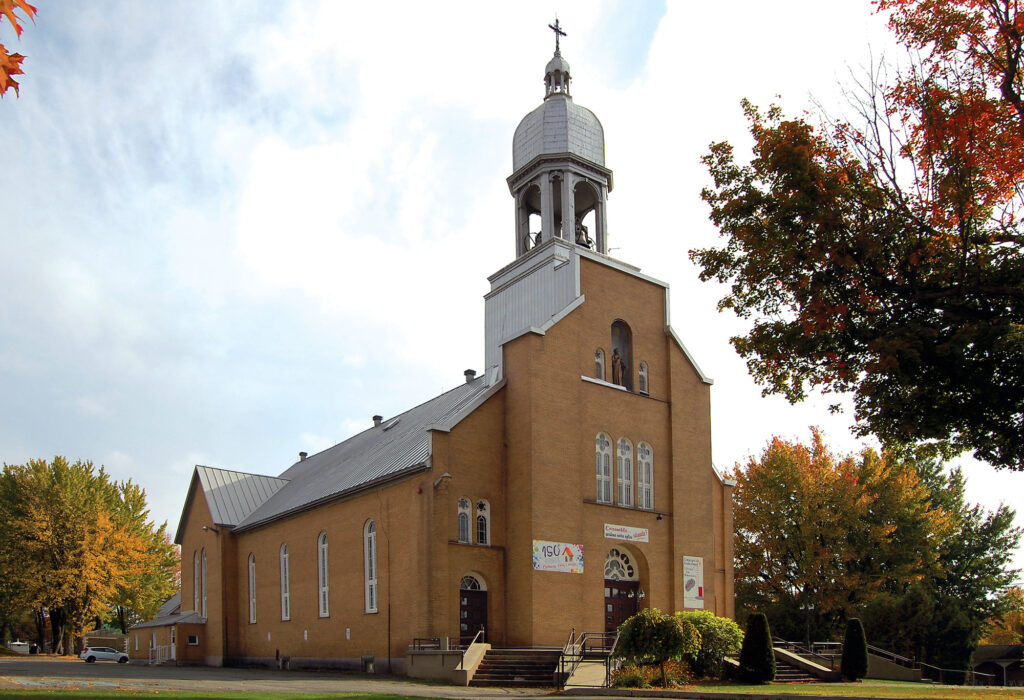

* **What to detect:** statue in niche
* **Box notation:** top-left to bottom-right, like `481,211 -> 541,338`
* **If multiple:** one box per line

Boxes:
611,348 -> 626,386
575,217 -> 592,248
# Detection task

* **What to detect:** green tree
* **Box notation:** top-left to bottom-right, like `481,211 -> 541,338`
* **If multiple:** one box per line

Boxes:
616,608 -> 701,688
738,613 -> 775,683
0,457 -> 177,653
676,610 -> 744,678
692,0 -> 1024,471
841,618 -> 868,681
731,430 -> 951,644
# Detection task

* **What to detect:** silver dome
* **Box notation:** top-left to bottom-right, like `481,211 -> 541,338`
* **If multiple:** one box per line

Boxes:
512,95 -> 605,171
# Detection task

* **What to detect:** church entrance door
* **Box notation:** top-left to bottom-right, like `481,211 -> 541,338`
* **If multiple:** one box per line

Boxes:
459,576 -> 487,645
604,579 -> 638,633
603,547 -> 640,634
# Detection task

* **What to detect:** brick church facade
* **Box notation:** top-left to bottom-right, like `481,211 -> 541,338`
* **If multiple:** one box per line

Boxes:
131,31 -> 735,671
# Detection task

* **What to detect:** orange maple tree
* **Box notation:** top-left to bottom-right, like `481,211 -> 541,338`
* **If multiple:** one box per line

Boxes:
694,0 -> 1024,470
0,0 -> 36,97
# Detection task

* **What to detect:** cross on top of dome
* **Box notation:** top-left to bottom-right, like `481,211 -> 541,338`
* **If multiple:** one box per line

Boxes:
544,18 -> 571,99
548,18 -> 566,56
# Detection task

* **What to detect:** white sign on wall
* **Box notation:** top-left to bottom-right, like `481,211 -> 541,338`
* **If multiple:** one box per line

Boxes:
532,540 -> 584,574
603,523 -> 650,543
683,555 -> 705,609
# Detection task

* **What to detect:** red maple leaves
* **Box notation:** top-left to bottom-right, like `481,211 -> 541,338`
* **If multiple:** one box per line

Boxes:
0,0 -> 36,97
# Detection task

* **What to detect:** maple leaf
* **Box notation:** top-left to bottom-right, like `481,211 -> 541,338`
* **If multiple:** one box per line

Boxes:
0,0 -> 36,98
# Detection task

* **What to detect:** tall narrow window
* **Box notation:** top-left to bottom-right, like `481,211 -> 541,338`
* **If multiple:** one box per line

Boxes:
638,442 -> 654,510
192,551 -> 199,613
596,433 -> 613,503
364,520 -> 378,613
200,549 -> 207,618
595,349 -> 605,380
248,554 -> 256,623
476,500 -> 490,546
279,543 -> 290,620
317,532 -> 329,617
638,362 -> 649,395
457,498 -> 471,543
617,438 -> 634,507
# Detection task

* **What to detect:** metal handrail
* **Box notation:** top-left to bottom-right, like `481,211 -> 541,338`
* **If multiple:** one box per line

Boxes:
557,629 -> 621,688
866,643 -> 917,669
410,637 -> 442,651
455,627 -> 486,670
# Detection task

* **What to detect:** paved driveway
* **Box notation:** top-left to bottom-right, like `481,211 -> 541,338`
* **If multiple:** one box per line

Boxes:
0,656 -> 553,697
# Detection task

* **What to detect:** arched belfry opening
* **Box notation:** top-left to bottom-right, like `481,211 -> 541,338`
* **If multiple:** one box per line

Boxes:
509,20 -> 613,258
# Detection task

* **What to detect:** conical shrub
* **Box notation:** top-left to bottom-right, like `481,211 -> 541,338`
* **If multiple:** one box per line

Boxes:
841,618 -> 869,681
738,612 -> 775,683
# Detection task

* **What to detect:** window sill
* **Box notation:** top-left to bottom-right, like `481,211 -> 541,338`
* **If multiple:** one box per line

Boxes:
581,376 -> 627,391
583,499 -> 670,518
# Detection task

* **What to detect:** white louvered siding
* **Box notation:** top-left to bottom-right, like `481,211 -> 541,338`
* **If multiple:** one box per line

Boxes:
485,246 -> 579,372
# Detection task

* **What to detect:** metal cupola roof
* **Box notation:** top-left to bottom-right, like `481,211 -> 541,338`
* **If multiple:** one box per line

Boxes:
512,21 -> 605,172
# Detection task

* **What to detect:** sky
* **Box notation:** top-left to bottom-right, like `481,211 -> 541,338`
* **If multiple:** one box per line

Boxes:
1,1 -> 1021,574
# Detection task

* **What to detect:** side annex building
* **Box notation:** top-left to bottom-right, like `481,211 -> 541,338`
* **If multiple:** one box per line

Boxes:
130,37 -> 735,673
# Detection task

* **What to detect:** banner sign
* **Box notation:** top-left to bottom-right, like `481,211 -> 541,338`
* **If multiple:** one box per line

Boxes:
532,540 -> 584,574
603,523 -> 650,543
683,555 -> 705,609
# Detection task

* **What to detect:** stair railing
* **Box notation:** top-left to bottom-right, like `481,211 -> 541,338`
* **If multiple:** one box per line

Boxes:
455,627 -> 486,671
556,629 -> 621,688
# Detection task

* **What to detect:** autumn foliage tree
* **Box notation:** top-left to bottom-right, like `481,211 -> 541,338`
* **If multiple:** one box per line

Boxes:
0,0 -> 36,97
0,458 -> 177,654
980,587 -> 1024,644
693,0 -> 1024,470
733,431 -> 1020,678
732,430 -> 952,645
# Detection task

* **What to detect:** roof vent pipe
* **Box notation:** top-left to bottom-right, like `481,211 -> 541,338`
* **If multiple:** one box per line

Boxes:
464,369 -> 476,383
373,415 -> 383,427
299,451 -> 307,461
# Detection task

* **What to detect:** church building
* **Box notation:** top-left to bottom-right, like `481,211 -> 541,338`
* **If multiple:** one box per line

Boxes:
131,26 -> 735,673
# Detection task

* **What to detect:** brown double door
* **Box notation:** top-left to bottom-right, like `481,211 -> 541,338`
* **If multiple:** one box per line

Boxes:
460,589 -> 487,645
605,579 -> 639,633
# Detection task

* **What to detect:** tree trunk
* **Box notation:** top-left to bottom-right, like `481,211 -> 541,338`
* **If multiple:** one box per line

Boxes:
33,608 -> 46,650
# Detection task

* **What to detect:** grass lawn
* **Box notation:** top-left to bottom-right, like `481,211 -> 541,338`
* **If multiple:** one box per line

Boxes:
670,679 -> 1024,698
0,693 -> 427,699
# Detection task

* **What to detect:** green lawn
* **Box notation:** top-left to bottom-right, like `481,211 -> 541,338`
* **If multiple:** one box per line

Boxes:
669,679 -> 1024,698
0,693 -> 426,700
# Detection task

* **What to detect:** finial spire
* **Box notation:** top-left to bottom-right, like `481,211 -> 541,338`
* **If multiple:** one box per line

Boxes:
548,18 -> 566,56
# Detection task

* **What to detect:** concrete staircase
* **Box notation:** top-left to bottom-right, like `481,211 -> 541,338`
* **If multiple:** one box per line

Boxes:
469,648 -> 560,687
775,659 -> 821,683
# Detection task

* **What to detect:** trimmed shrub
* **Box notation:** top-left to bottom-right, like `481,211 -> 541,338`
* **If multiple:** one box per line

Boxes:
676,610 -> 744,678
841,617 -> 869,681
611,660 -> 694,688
616,608 -> 701,687
738,612 -> 775,683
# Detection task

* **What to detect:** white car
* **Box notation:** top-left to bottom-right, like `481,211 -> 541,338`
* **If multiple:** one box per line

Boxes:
79,646 -> 129,663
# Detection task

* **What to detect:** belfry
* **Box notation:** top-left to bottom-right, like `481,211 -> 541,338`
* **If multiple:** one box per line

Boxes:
134,22 -> 735,687
510,20 -> 612,256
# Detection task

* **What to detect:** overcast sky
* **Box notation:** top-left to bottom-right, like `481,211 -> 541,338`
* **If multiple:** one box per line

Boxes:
2,1 -> 1021,573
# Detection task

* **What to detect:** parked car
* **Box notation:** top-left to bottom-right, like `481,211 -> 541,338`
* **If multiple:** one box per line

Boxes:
79,646 -> 128,663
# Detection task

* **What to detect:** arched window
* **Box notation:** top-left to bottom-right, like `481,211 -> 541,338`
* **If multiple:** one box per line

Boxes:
457,498 -> 471,543
595,349 -> 605,380
476,500 -> 490,546
200,549 -> 207,618
637,442 -> 653,510
638,361 -> 649,395
617,438 -> 634,507
279,543 -> 290,620
192,551 -> 199,613
596,433 -> 613,503
364,520 -> 378,613
247,554 -> 256,623
610,320 -> 633,390
317,532 -> 329,617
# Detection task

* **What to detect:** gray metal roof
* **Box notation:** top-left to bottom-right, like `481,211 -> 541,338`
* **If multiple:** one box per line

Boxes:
234,375 -> 500,531
195,465 -> 289,528
155,593 -> 181,618
130,609 -> 205,630
513,94 -> 604,171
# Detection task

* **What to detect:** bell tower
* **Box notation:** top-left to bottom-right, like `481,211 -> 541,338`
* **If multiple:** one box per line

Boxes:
508,20 -> 613,257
